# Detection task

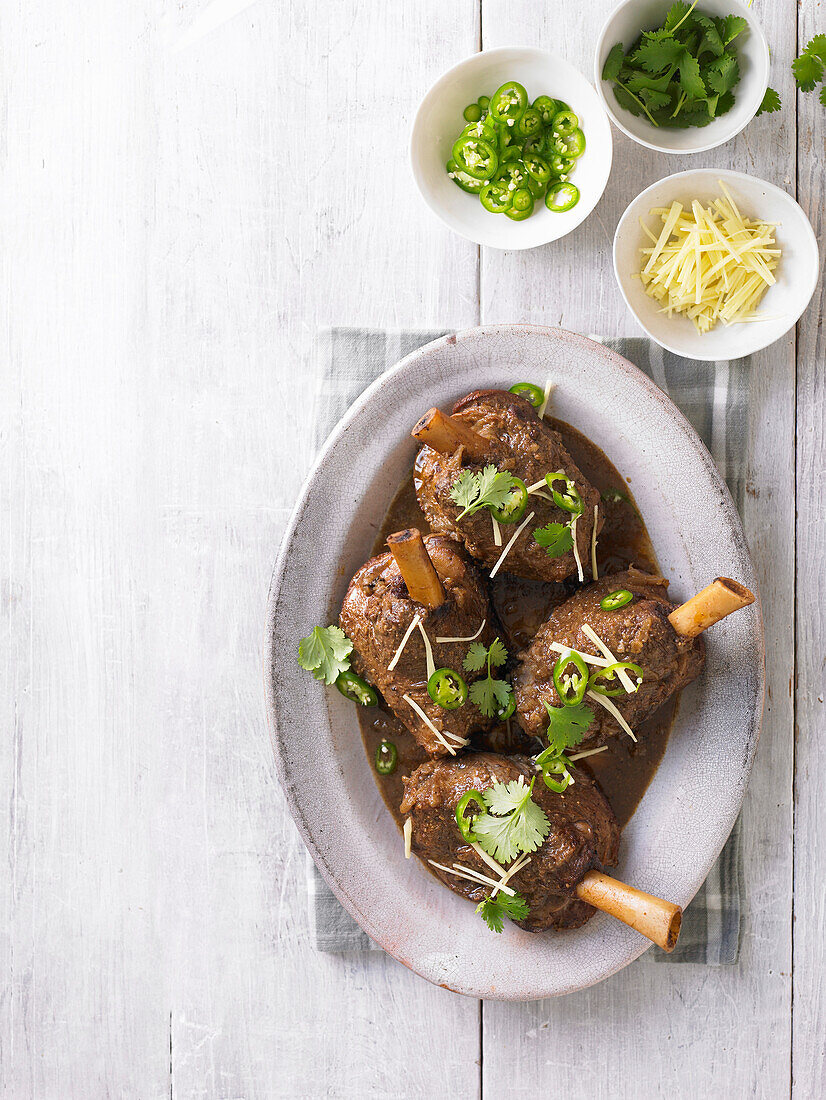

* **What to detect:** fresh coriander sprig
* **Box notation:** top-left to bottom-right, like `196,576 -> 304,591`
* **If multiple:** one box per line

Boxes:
463,638 -> 513,718
472,776 -> 550,864
533,521 -> 574,558
298,625 -> 353,685
476,891 -> 530,933
602,2 -> 748,130
535,699 -> 595,794
449,465 -> 520,520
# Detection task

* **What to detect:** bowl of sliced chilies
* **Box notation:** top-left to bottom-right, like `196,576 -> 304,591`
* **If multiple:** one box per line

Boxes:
613,168 -> 819,360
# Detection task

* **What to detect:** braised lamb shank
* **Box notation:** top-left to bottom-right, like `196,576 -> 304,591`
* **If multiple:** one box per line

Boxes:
401,752 -> 619,931
513,569 -> 754,749
413,389 -> 601,583
340,530 -> 498,756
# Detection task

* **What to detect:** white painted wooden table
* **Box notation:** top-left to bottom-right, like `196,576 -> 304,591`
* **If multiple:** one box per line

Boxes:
1,0 -> 822,1096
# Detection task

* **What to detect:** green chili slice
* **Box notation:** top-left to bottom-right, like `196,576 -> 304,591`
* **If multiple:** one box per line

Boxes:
489,80 -> 528,124
335,670 -> 378,707
560,127 -> 586,158
545,181 -> 580,213
551,109 -> 579,136
552,650 -> 589,707
463,102 -> 483,123
446,159 -> 486,194
375,739 -> 398,775
523,152 -> 552,184
515,106 -> 543,139
496,690 -> 516,720
588,661 -> 644,698
480,181 -> 513,214
535,748 -> 574,794
509,382 -> 544,408
545,470 -> 583,514
427,667 -> 469,710
600,589 -> 634,611
456,789 -> 486,841
477,95 -> 490,110
452,135 -> 499,181
550,153 -> 576,177
490,476 -> 528,524
531,94 -> 558,124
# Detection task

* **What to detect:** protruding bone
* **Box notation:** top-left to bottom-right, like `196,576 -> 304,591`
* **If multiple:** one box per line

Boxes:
387,529 -> 446,610
576,870 -> 682,952
411,408 -> 489,462
668,577 -> 755,638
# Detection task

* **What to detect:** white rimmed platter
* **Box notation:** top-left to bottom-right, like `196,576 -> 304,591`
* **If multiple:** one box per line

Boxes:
264,324 -> 764,999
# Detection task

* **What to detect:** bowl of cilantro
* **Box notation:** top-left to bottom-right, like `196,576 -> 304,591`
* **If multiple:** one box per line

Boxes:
595,0 -> 769,153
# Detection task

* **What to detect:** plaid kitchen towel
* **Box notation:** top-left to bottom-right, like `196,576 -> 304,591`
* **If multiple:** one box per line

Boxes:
307,327 -> 748,964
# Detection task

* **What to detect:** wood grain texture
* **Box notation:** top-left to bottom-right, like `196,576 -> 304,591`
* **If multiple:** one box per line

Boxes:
1,1 -> 483,1097
479,2 -> 796,1097
793,0 -> 826,1094
0,0 -> 819,1094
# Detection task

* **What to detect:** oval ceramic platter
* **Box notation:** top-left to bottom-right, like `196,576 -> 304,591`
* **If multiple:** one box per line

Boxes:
264,324 -> 764,999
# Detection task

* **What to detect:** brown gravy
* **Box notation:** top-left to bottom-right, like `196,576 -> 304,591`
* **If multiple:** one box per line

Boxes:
359,417 -> 677,831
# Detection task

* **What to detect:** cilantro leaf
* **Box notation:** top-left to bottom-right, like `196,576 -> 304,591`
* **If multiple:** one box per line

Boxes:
693,13 -> 724,58
468,675 -> 512,719
756,86 -> 782,116
449,465 -> 519,520
298,625 -> 353,685
473,777 -> 550,863
677,50 -> 706,99
602,43 -> 625,82
613,83 -> 644,117
639,87 -> 672,111
664,2 -> 693,34
716,14 -> 747,47
488,638 -> 508,668
544,699 -> 594,755
793,50 -> 824,93
705,52 -> 739,95
533,521 -> 574,558
634,35 -> 684,74
476,891 -> 529,933
805,34 -> 826,65
463,641 -> 488,673
464,639 -> 512,717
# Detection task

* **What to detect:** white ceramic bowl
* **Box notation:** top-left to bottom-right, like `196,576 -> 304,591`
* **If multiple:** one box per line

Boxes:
410,48 -> 613,250
614,168 -> 820,361
595,0 -> 769,154
265,325 -> 764,999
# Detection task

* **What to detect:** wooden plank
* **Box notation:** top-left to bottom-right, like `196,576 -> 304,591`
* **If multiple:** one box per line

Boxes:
480,2 -> 795,1095
792,2 -> 826,1094
149,2 -> 484,1098
0,1 -> 485,1097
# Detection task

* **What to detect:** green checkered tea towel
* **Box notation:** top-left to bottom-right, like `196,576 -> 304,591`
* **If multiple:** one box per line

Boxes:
307,327 -> 746,965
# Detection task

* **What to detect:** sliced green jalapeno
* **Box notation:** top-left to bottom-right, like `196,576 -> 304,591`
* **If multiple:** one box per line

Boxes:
446,159 -> 486,194
545,470 -> 583,514
463,102 -> 483,123
560,127 -> 586,158
509,382 -> 544,408
552,650 -> 589,707
549,153 -> 576,177
452,135 -> 499,180
551,109 -> 579,136
532,94 -> 559,124
600,589 -> 634,611
336,671 -> 379,707
455,789 -> 486,842
375,739 -> 398,775
535,748 -> 574,794
545,181 -> 580,212
480,181 -> 514,214
489,80 -> 528,124
496,690 -> 516,720
588,661 -> 644,698
490,477 -> 528,524
523,151 -> 552,184
514,107 -> 543,139
511,187 -> 534,214
427,667 -> 469,710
